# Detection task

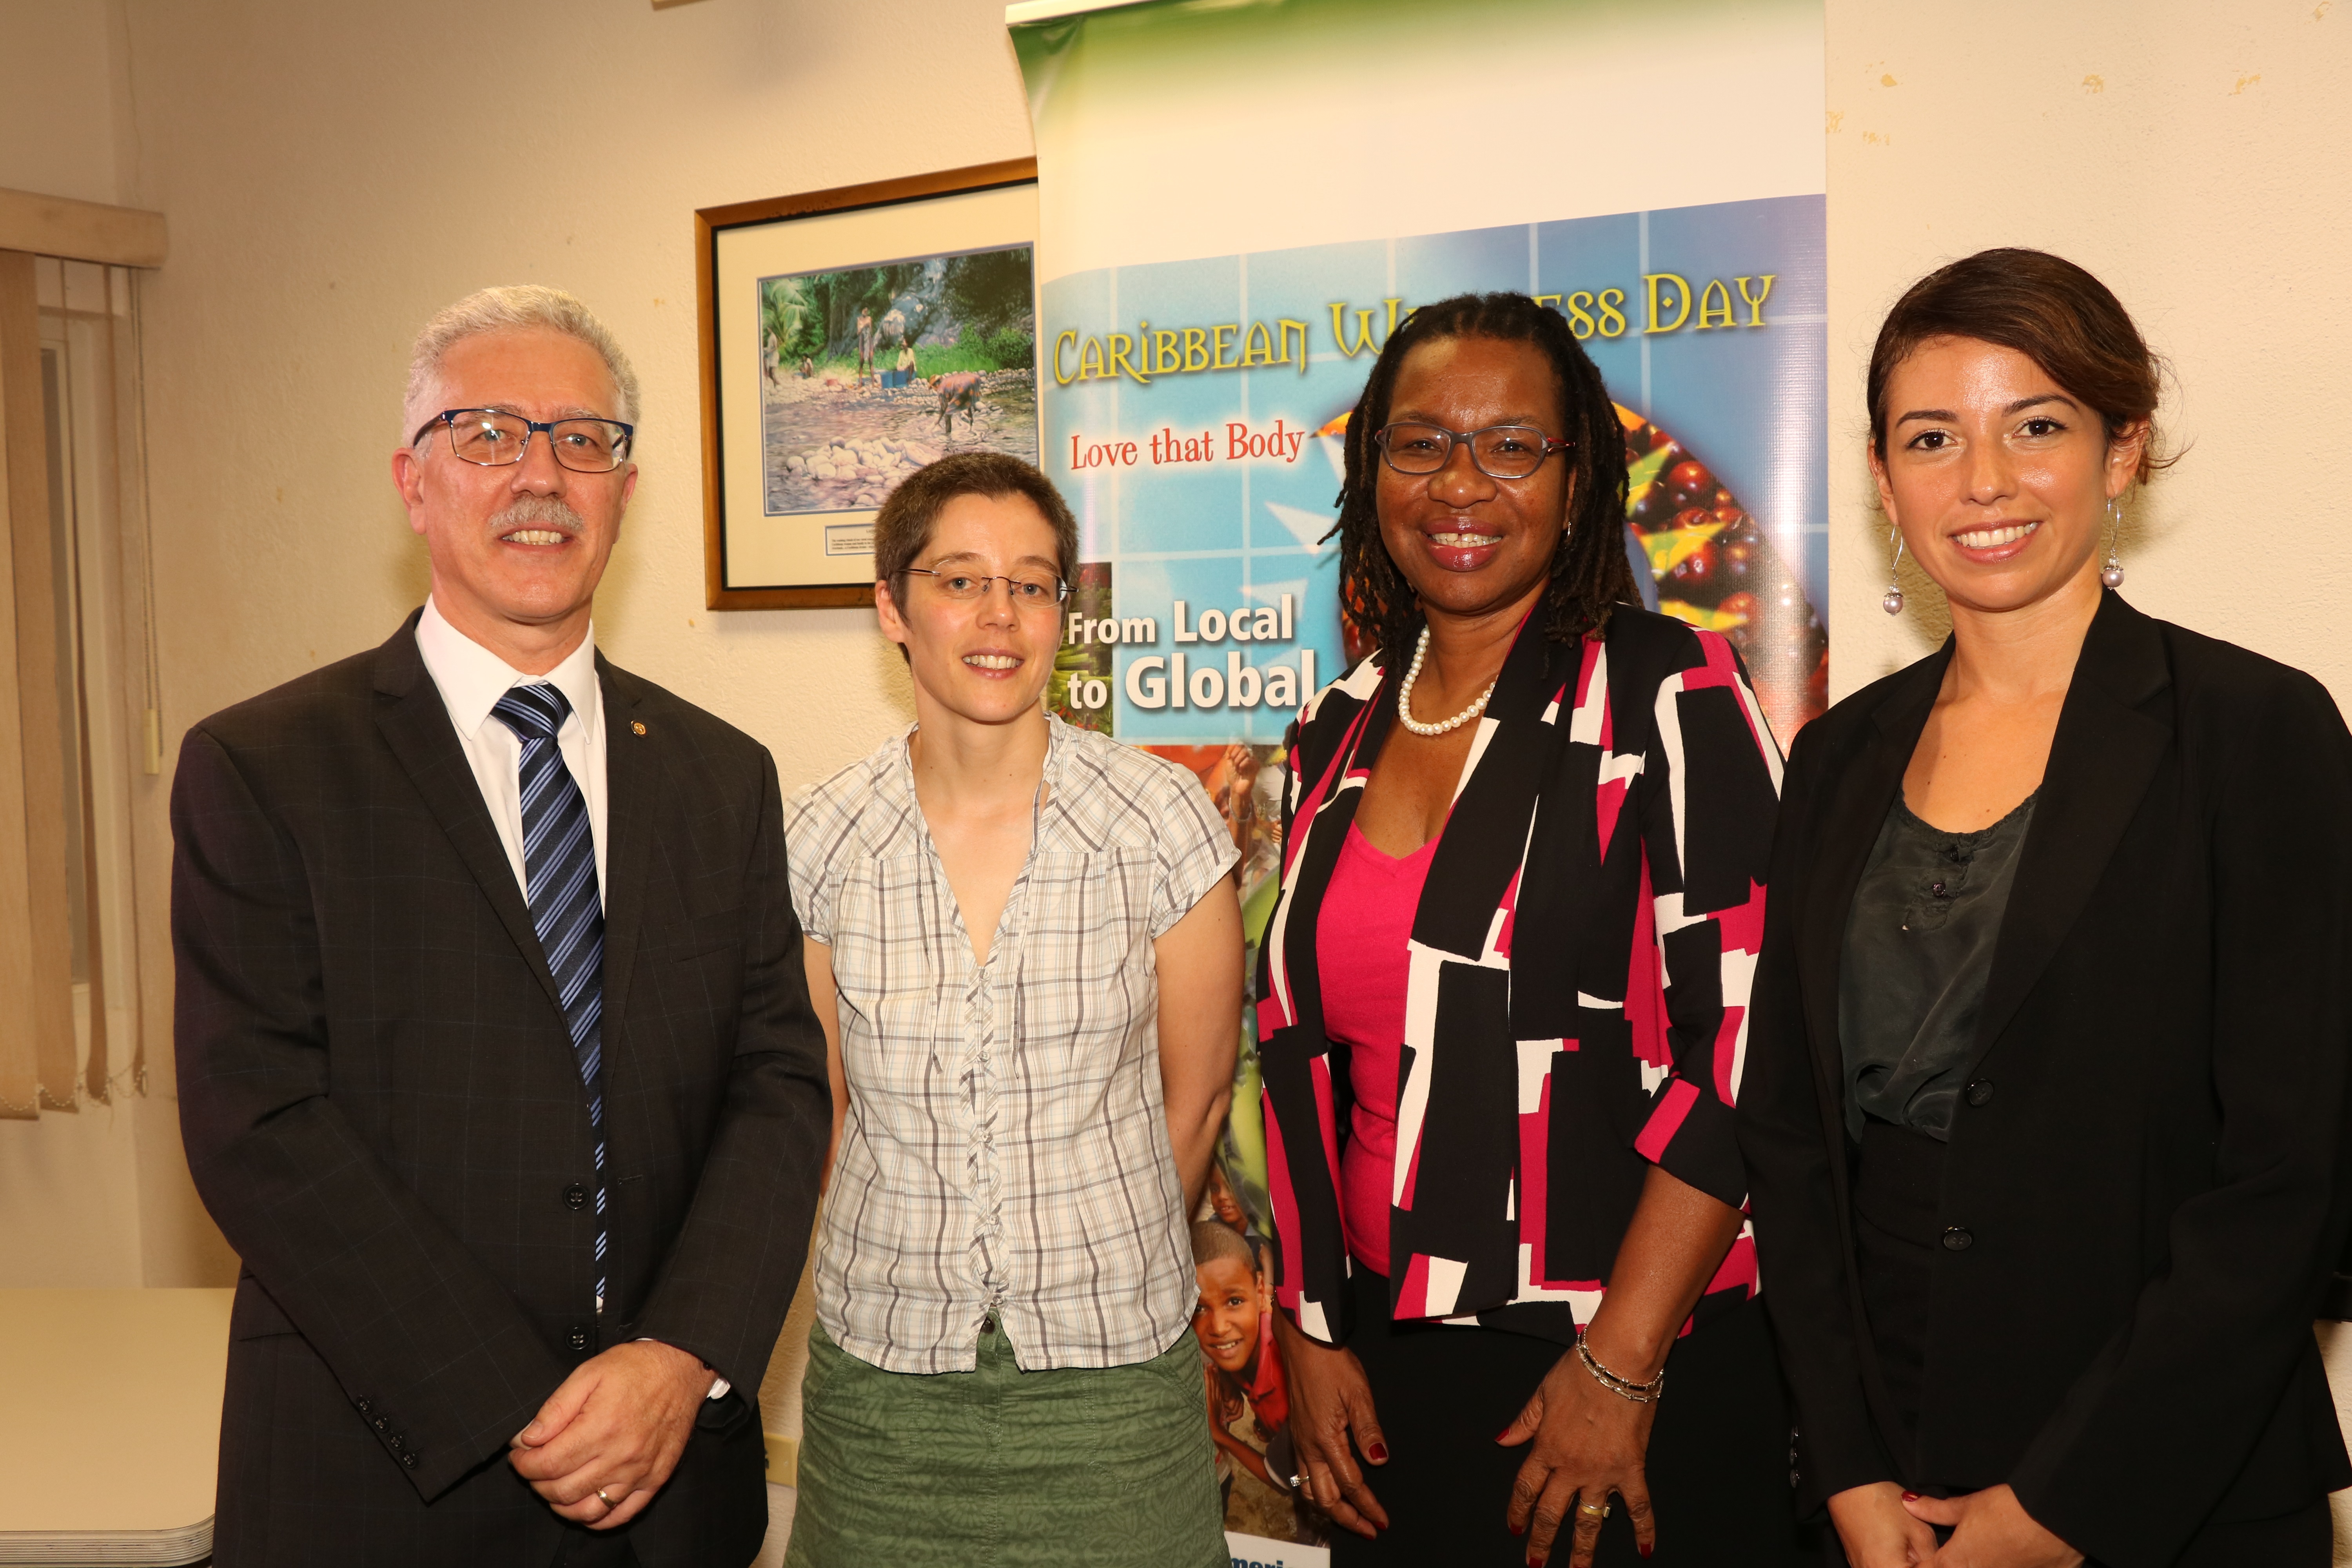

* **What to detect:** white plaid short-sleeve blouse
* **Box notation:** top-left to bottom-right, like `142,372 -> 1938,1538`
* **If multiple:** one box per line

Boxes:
786,713 -> 1238,1373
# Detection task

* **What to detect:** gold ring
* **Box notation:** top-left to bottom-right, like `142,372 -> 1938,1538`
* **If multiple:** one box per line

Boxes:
595,1486 -> 618,1508
1579,1500 -> 1610,1518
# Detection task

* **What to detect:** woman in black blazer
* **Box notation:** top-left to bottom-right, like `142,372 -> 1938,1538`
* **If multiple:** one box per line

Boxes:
1739,249 -> 2352,1568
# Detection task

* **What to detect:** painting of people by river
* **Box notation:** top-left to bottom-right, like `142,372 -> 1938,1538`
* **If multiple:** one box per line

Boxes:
757,243 -> 1039,516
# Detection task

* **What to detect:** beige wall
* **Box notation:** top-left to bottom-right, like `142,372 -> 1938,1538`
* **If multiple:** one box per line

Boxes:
0,0 -> 129,207
1824,0 -> 2352,697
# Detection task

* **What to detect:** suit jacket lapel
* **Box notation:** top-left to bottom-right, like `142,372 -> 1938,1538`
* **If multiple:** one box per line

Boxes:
1797,645 -> 1946,1106
1274,670 -> 1388,1047
371,612 -> 564,1013
1972,593 -> 2171,1069
596,657 -> 655,1033
1790,642 -> 1945,1468
1409,611 -> 1563,958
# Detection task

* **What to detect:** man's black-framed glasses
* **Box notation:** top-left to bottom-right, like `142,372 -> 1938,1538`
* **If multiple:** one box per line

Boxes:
901,567 -> 1070,607
1374,421 -> 1571,480
414,408 -> 635,473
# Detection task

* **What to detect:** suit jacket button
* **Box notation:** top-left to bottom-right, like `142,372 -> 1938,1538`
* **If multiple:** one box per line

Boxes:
1942,1226 -> 1974,1252
568,1325 -> 590,1352
563,1182 -> 590,1210
401,1452 -> 420,1470
372,1415 -> 390,1432
354,1397 -> 373,1414
386,1435 -> 404,1452
1965,1079 -> 1994,1106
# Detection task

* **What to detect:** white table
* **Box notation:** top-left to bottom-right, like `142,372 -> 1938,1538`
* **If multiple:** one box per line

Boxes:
0,1288 -> 232,1566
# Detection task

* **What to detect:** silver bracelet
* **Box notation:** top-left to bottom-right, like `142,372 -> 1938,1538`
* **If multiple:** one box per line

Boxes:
1574,1326 -> 1665,1404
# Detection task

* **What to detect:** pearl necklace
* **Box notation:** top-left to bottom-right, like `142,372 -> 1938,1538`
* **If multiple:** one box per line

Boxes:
1396,626 -> 1497,737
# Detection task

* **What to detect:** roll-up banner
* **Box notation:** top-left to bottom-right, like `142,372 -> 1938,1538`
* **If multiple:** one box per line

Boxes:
1008,2 -> 1824,1557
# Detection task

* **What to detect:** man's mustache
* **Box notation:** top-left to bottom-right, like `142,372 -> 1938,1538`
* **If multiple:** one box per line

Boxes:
490,495 -> 586,537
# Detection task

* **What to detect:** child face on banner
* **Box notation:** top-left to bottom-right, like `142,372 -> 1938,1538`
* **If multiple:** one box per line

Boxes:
875,492 -> 1063,728
1207,1164 -> 1249,1230
1870,335 -> 2145,622
1192,1255 -> 1266,1377
1375,334 -> 1572,627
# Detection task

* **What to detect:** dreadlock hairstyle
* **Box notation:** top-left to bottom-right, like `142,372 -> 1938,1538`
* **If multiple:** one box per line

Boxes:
1328,292 -> 1635,674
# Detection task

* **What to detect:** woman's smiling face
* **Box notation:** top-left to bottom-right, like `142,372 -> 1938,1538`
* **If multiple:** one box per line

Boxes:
1872,334 -> 2144,619
1374,334 -> 1572,626
874,491 -> 1063,727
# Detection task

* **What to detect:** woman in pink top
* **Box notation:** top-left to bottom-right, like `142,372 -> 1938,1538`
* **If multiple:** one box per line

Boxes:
1319,825 -> 1437,1274
1256,294 -> 1799,1568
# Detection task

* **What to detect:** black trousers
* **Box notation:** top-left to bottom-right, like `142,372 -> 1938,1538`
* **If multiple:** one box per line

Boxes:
550,1530 -> 642,1567
1330,1270 -> 1809,1566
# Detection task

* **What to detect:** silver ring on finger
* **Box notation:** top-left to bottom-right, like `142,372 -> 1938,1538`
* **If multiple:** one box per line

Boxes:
1289,1473 -> 1308,1494
595,1486 -> 619,1508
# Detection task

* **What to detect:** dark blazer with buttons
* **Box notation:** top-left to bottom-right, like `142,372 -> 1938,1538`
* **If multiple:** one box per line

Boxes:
173,612 -> 831,1568
1738,592 -> 2352,1567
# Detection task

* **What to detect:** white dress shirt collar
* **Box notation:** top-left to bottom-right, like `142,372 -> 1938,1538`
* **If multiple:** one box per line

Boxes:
416,596 -> 600,734
414,596 -> 609,910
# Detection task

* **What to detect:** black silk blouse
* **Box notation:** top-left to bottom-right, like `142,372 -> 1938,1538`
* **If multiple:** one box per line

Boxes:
1838,793 -> 2036,1140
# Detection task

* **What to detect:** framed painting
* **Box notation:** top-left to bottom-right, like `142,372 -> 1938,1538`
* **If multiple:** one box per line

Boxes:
696,158 -> 1040,609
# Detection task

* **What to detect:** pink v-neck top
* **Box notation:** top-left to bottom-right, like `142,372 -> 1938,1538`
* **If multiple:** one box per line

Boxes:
1317,820 -> 1440,1276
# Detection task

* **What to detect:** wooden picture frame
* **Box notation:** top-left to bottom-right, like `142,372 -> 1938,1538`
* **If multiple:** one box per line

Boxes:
695,158 -> 1039,610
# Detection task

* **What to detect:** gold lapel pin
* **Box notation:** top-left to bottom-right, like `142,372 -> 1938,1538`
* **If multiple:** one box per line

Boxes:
631,721 -> 648,736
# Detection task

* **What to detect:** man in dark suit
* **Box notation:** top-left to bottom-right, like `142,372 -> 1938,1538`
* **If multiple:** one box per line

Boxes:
173,285 -> 830,1566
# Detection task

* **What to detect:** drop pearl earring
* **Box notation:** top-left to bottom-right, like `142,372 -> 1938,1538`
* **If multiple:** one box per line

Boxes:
1882,526 -> 1906,615
2100,497 -> 2127,590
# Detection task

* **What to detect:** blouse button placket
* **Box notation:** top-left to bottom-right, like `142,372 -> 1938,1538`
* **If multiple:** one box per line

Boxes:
964,961 -> 1007,1292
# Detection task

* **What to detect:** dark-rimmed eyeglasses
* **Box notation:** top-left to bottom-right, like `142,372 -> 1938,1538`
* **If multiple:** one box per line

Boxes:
901,567 -> 1069,608
1374,421 -> 1571,480
412,408 -> 635,473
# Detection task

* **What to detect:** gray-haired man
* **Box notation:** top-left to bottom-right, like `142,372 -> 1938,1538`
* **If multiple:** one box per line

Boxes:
173,286 -> 829,1566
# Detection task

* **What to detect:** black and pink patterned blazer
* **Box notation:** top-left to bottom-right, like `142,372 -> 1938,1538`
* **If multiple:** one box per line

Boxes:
1258,604 -> 1782,1348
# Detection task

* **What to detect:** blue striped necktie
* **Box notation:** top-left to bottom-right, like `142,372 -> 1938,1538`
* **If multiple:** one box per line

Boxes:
491,683 -> 608,1312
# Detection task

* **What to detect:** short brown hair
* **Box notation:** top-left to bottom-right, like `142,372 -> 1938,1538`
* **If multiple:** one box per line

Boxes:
1190,1219 -> 1256,1273
873,451 -> 1079,591
1867,249 -> 2169,482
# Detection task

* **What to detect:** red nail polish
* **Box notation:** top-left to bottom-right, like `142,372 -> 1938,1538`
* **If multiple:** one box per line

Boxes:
1640,1547 -> 1654,1560
1508,1520 -> 1524,1536
1367,1442 -> 1388,1463
1902,1491 -> 1920,1501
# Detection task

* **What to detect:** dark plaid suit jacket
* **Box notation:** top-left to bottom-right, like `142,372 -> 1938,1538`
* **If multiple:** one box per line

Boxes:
173,612 -> 831,1567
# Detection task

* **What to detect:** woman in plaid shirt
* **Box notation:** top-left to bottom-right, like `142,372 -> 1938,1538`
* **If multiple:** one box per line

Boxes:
781,452 -> 1245,1568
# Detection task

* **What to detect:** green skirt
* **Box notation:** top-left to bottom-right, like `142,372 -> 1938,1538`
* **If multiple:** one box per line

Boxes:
786,1318 -> 1228,1568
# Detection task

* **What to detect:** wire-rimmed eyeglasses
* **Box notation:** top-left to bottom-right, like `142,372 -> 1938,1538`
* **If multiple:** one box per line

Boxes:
901,567 -> 1070,608
1374,421 -> 1572,480
412,408 -> 635,473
